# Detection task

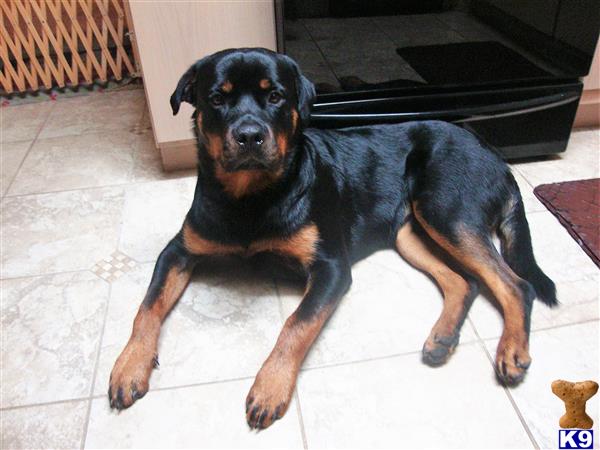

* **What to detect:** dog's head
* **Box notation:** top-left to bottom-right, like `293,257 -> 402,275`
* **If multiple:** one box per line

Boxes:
170,48 -> 315,176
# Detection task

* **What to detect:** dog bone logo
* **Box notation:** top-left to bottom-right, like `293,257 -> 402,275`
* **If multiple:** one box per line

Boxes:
552,379 -> 599,429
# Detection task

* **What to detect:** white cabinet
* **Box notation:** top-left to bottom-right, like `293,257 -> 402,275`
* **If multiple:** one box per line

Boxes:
128,1 -> 276,169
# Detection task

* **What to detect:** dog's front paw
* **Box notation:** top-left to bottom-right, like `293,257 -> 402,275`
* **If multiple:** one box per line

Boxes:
108,342 -> 158,410
495,334 -> 531,386
245,360 -> 296,430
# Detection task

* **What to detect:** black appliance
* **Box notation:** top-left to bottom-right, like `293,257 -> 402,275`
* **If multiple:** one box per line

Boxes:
276,0 -> 600,158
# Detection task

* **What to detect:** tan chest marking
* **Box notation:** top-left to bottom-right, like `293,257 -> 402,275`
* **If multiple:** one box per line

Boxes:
214,167 -> 281,198
183,223 -> 319,267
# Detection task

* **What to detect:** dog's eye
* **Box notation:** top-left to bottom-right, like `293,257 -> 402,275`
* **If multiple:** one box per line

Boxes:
209,93 -> 224,106
268,91 -> 283,104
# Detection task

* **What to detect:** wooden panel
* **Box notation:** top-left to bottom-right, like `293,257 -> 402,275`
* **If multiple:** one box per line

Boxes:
128,1 -> 276,146
582,40 -> 600,91
574,40 -> 600,128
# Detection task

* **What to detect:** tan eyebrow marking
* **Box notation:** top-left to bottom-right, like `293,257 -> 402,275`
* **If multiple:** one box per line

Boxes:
259,78 -> 271,89
221,81 -> 233,93
291,109 -> 299,133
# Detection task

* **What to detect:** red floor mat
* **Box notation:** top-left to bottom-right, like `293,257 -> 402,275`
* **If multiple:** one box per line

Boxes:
534,178 -> 600,268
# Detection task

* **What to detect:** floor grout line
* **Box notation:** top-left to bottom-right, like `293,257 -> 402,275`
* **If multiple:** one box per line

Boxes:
476,317 -> 600,343
7,127 -> 142,146
0,342 -> 479,411
0,376 -> 259,411
0,268 -> 105,283
143,375 -> 257,394
468,317 -> 540,450
2,100 -> 57,198
0,138 -> 39,146
299,20 -> 342,86
3,317 -> 597,424
299,346 -> 434,373
79,188 -> 134,448
525,209 -> 552,216
2,171 -> 195,200
80,280 -> 114,450
3,314 -> 596,406
274,277 -> 309,447
293,388 -> 309,450
503,388 -> 541,450
0,340 -> 504,411
0,396 -> 91,412
527,317 -> 600,334
512,166 -> 537,190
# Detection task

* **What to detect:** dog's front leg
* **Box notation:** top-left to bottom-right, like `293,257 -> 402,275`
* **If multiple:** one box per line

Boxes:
246,258 -> 351,429
108,235 -> 196,410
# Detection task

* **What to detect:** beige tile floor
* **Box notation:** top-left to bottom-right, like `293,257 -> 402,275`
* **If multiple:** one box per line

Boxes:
1,88 -> 599,449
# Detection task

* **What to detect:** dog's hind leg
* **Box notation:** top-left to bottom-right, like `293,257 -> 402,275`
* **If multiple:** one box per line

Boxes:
396,220 -> 477,366
412,203 -> 534,385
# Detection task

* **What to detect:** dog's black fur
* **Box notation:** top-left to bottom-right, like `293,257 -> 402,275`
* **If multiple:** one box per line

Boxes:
109,48 -> 557,430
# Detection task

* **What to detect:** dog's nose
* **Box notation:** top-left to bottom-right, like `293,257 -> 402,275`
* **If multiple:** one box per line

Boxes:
233,123 -> 265,149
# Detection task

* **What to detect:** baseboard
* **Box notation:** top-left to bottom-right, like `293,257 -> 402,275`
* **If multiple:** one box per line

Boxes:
159,139 -> 197,171
574,89 -> 600,128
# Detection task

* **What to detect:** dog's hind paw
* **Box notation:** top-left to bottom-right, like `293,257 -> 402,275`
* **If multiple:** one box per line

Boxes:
495,336 -> 531,386
422,332 -> 460,366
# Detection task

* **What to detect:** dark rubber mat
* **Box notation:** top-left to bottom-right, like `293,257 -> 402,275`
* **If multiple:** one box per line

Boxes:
534,178 -> 600,268
397,41 -> 551,84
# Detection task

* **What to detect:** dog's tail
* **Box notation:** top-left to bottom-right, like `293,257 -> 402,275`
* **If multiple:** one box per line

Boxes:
497,182 -> 558,307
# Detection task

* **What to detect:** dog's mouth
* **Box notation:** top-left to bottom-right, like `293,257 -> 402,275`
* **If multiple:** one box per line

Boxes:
220,137 -> 281,173
221,156 -> 274,172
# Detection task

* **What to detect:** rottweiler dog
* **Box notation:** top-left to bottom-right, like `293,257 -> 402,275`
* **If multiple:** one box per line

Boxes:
108,48 -> 557,429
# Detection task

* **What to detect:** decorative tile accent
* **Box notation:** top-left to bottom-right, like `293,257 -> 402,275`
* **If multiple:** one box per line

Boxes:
92,251 -> 137,282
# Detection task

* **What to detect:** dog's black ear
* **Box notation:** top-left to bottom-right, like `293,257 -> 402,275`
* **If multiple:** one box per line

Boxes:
170,64 -> 198,115
282,55 -> 316,126
296,70 -> 316,126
